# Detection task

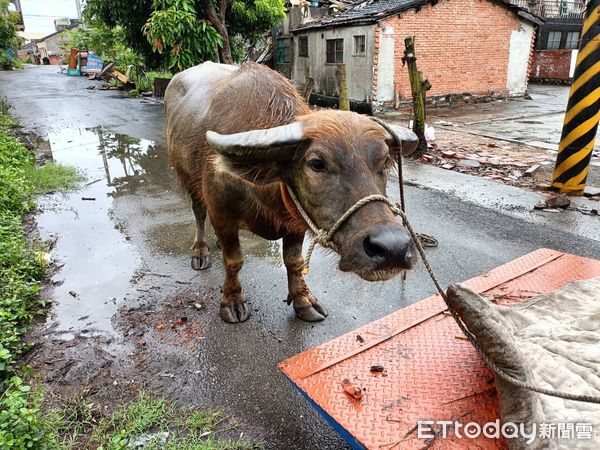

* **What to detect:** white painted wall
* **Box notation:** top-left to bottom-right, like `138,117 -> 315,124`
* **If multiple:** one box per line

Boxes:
570,49 -> 578,78
376,25 -> 395,102
506,22 -> 535,95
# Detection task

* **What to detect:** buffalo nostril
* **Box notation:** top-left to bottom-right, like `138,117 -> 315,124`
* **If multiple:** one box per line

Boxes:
363,229 -> 413,269
363,235 -> 387,259
403,246 -> 414,268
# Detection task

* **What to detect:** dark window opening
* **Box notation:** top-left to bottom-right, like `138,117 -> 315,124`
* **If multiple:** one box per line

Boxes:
326,38 -> 344,63
353,35 -> 366,55
298,36 -> 308,57
276,37 -> 290,64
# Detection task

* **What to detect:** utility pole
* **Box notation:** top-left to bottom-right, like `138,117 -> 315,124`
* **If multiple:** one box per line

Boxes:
338,64 -> 350,111
403,36 -> 429,157
551,0 -> 599,195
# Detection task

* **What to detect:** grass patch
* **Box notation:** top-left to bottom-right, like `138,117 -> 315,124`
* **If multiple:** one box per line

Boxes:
24,163 -> 83,194
0,99 -> 55,448
42,392 -> 260,450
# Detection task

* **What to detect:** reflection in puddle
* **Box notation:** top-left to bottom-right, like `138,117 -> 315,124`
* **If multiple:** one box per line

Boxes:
146,221 -> 283,265
39,128 -> 153,336
38,128 -> 285,337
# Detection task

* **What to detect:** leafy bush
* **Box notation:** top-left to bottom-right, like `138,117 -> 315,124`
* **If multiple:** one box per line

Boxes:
0,0 -> 22,70
0,101 -> 78,449
143,0 -> 222,72
135,70 -> 173,92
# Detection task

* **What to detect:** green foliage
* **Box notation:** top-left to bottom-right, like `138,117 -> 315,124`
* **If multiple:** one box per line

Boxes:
84,0 -> 286,70
0,376 -> 48,449
143,0 -> 222,72
227,0 -> 285,43
65,23 -> 143,72
83,0 -> 162,69
0,100 -> 82,449
0,0 -> 22,70
135,70 -> 173,92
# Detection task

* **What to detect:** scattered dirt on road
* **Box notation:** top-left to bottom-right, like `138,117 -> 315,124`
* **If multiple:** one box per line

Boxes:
423,128 -> 557,191
24,284 -> 266,445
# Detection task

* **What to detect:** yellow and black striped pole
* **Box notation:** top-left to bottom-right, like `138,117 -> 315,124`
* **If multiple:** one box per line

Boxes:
551,0 -> 600,195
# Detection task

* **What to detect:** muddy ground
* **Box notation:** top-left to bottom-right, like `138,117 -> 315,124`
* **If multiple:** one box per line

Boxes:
1,66 -> 600,449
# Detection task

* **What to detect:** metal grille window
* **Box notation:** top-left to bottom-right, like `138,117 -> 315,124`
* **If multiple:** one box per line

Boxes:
565,31 -> 580,49
298,36 -> 308,57
353,35 -> 366,55
326,39 -> 343,63
276,38 -> 290,64
547,31 -> 562,50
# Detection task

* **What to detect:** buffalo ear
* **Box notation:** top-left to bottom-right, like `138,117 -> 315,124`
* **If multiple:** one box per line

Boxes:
206,123 -> 310,185
370,117 -> 419,156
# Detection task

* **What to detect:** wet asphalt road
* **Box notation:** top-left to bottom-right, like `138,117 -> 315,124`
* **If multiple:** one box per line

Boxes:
1,66 -> 600,449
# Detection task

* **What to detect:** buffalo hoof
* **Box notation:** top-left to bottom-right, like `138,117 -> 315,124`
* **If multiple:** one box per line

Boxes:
220,302 -> 251,323
191,255 -> 211,270
294,303 -> 328,322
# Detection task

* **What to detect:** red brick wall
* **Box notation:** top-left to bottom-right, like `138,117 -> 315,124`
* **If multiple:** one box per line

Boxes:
48,55 -> 64,65
374,0 -> 525,100
530,50 -> 572,80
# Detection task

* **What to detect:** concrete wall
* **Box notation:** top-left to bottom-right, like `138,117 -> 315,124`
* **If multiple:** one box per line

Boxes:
375,0 -> 534,101
274,6 -> 329,79
292,24 -> 376,101
506,22 -> 536,95
376,25 -> 395,102
37,32 -> 69,60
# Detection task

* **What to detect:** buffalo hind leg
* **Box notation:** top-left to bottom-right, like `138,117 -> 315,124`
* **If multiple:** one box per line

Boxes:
283,233 -> 328,322
215,226 -> 250,323
190,196 -> 211,270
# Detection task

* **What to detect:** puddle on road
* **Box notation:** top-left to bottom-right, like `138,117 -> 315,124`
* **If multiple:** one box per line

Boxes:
37,127 -> 283,338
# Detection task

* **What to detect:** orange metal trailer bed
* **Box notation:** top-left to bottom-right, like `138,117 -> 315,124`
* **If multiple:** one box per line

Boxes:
279,248 -> 600,449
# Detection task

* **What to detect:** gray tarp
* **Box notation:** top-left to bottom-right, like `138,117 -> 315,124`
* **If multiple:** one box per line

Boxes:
447,278 -> 600,449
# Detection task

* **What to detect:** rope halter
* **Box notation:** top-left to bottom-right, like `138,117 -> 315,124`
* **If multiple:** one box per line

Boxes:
285,186 -> 414,274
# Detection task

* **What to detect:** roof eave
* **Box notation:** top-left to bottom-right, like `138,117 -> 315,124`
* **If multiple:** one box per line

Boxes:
517,10 -> 544,26
292,18 -> 378,33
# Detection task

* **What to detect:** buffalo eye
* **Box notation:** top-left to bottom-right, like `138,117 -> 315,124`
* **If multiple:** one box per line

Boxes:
308,158 -> 326,172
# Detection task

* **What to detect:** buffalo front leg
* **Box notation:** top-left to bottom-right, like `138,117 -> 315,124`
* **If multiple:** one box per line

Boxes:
190,195 -> 211,270
283,233 -> 328,322
215,226 -> 250,323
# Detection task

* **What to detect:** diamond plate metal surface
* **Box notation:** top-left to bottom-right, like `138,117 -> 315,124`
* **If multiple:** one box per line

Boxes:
279,249 -> 600,449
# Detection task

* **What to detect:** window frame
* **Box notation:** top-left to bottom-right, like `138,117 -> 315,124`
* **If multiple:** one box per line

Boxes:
325,38 -> 344,64
353,35 -> 366,56
298,35 -> 309,57
547,31 -> 562,50
276,37 -> 290,64
565,31 -> 580,49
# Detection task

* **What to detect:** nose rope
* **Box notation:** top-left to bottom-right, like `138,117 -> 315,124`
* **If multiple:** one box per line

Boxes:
286,185 -> 600,404
285,186 -> 436,274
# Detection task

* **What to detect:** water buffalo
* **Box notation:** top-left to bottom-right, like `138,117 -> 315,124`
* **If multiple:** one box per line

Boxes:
165,62 -> 417,323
